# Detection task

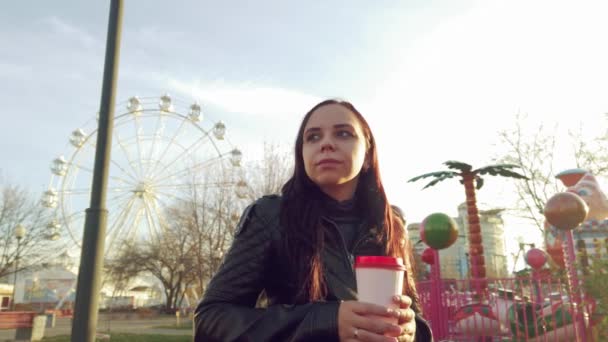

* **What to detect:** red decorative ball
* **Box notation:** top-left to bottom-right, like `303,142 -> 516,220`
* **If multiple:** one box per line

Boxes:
420,213 -> 459,250
544,192 -> 588,230
525,248 -> 547,270
421,247 -> 435,265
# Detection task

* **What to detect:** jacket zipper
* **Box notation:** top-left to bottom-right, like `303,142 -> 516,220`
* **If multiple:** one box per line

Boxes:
351,232 -> 372,256
322,217 -> 357,277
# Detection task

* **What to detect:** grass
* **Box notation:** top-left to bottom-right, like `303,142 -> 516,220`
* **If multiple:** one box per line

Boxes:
154,321 -> 193,330
42,333 -> 191,342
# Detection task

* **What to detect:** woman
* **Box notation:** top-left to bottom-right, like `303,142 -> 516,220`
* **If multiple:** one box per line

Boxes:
194,99 -> 432,342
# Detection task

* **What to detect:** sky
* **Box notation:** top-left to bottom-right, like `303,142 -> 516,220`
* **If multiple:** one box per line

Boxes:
1,0 -> 608,269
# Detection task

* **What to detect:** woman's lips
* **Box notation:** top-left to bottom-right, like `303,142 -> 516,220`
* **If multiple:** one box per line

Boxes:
316,159 -> 341,166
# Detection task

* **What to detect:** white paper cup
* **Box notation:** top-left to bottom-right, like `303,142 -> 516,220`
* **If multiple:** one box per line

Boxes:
355,256 -> 405,325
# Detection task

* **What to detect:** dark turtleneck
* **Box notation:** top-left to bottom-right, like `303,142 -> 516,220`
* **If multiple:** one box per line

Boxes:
321,193 -> 362,251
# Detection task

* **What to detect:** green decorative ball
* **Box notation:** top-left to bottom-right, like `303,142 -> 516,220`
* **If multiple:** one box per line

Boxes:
421,212 -> 459,250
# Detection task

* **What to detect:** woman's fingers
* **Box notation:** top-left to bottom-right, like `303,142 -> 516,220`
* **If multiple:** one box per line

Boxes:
352,314 -> 401,336
391,295 -> 415,325
339,301 -> 402,342
351,301 -> 399,318
349,301 -> 404,338
392,295 -> 412,308
396,308 -> 415,324
354,328 -> 399,342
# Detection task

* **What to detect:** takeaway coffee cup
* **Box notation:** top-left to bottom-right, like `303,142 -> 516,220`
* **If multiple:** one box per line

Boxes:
355,256 -> 405,324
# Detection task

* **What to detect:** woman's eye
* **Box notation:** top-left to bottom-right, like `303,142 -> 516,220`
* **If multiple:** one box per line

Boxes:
577,188 -> 591,197
306,133 -> 321,142
336,130 -> 354,138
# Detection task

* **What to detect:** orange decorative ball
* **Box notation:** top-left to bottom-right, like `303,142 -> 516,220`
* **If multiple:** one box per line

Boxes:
544,192 -> 588,230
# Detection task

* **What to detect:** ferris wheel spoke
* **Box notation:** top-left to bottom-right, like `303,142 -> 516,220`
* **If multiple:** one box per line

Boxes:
147,118 -> 189,179
84,135 -> 97,150
109,174 -> 138,187
62,210 -> 86,246
79,125 -> 138,184
105,195 -> 137,243
154,181 -> 234,191
107,192 -> 137,221
133,115 -> 147,178
106,196 -> 139,250
58,188 -> 91,195
142,198 -> 163,240
148,134 -> 211,181
106,189 -> 136,208
151,155 -> 225,184
69,161 -> 135,186
59,185 -> 133,197
149,194 -> 174,214
150,189 -> 188,205
113,130 -> 142,179
64,210 -> 85,222
149,195 -> 170,233
69,162 -> 94,174
105,196 -> 138,236
142,113 -> 166,177
107,191 -> 137,212
123,204 -> 146,247
107,186 -> 137,194
154,182 -> 234,201
109,159 -> 139,184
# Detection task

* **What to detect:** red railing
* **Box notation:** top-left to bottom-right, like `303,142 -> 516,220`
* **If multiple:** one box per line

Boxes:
416,275 -> 596,341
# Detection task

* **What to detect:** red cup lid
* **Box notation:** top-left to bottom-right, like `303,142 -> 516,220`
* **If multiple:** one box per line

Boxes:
355,256 -> 406,271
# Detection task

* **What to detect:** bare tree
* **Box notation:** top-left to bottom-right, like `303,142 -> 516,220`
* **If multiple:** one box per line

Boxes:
496,114 -> 561,232
242,142 -> 292,200
0,182 -> 66,280
496,113 -> 608,232
108,219 -> 198,312
569,120 -> 608,175
180,173 -> 239,300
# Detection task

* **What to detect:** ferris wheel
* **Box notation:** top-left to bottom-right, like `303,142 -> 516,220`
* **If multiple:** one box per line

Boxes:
42,94 -> 248,253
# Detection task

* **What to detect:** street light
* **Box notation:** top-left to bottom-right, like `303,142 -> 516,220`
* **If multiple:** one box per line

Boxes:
235,180 -> 249,199
12,224 -> 26,310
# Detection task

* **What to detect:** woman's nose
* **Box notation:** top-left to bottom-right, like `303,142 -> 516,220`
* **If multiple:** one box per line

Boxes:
320,138 -> 335,152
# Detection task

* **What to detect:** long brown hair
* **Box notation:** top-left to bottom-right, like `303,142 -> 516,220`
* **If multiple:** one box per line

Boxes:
280,99 -> 420,310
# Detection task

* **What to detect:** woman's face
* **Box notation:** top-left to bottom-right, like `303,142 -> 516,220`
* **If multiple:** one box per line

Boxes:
302,104 -> 368,200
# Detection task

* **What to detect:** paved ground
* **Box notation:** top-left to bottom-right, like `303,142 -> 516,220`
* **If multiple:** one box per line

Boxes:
0,315 -> 192,341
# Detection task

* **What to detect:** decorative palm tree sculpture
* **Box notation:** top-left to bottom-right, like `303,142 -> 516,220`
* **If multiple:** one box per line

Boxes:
409,161 -> 527,291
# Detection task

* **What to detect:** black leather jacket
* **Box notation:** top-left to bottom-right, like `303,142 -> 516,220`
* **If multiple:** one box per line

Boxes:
194,195 -> 433,342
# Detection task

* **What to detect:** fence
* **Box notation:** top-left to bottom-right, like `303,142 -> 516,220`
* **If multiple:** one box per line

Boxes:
416,273 -> 596,341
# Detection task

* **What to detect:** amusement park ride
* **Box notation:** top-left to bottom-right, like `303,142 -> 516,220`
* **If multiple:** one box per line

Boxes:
415,167 -> 605,341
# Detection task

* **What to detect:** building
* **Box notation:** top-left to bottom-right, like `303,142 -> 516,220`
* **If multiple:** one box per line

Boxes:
0,284 -> 13,311
100,276 -> 164,310
408,202 -> 509,280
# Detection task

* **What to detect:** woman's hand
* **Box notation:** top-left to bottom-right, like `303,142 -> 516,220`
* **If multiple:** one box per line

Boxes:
338,300 -> 402,342
392,295 -> 416,342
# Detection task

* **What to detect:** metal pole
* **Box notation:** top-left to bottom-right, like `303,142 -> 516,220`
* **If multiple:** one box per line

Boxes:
71,1 -> 122,341
11,240 -> 20,311
564,231 -> 586,341
429,249 -> 445,339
